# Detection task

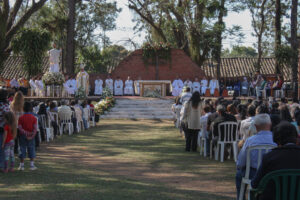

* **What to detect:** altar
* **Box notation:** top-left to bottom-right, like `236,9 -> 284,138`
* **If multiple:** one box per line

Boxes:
138,80 -> 171,97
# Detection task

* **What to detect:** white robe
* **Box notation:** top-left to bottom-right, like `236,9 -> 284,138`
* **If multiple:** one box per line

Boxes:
94,79 -> 103,95
29,79 -> 36,90
10,79 -> 19,88
200,79 -> 208,95
49,48 -> 61,73
68,79 -> 77,95
114,80 -> 123,96
209,79 -> 219,95
105,79 -> 114,93
36,80 -> 44,97
124,80 -> 134,95
192,81 -> 201,93
134,81 -> 140,95
184,81 -> 193,90
64,80 -> 73,95
172,79 -> 184,96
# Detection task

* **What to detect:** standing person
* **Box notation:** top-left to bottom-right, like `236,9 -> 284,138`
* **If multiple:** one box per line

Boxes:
254,71 -> 263,98
200,77 -> 208,95
18,102 -> 38,171
180,87 -> 192,104
134,76 -> 142,96
0,89 -> 9,169
209,78 -> 219,96
76,64 -> 89,96
192,78 -> 201,94
181,92 -> 202,152
241,77 -> 249,96
114,77 -> 123,96
105,75 -> 114,94
2,112 -> 17,172
29,77 -> 36,96
124,76 -> 134,96
172,76 -> 183,96
10,91 -> 24,154
94,76 -> 103,96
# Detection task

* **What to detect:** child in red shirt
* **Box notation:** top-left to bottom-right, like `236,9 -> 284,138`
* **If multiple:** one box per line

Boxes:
2,112 -> 17,173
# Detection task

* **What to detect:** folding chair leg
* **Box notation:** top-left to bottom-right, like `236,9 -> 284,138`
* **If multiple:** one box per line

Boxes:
239,182 -> 246,200
233,142 -> 238,162
203,139 -> 207,157
220,143 -> 225,162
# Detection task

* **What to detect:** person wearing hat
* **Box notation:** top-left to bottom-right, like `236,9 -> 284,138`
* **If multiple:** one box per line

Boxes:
76,64 -> 89,96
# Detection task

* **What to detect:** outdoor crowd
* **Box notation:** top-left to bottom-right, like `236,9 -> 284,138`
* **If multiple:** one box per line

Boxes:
172,89 -> 300,200
0,88 -> 96,173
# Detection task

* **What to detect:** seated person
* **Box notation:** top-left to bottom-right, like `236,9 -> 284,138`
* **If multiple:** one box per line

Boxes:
251,122 -> 300,200
236,114 -> 276,200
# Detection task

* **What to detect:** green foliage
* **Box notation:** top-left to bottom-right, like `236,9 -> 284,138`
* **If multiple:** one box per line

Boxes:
275,45 -> 296,66
142,42 -> 172,67
78,45 -> 130,73
11,28 -> 51,77
222,45 -> 258,57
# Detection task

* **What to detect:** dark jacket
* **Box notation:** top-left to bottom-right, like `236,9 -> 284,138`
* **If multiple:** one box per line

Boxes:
212,113 -> 237,140
251,144 -> 300,200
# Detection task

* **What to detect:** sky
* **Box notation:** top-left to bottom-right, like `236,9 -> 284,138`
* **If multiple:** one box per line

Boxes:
106,0 -> 257,50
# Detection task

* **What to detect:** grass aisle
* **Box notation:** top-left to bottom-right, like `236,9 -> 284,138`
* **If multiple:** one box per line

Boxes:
0,120 -> 236,200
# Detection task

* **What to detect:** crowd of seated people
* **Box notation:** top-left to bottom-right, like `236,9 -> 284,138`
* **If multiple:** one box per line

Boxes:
172,87 -> 300,199
0,88 -> 96,172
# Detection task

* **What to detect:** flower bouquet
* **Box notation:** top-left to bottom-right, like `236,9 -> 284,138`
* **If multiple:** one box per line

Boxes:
102,86 -> 113,98
42,72 -> 65,86
75,86 -> 87,99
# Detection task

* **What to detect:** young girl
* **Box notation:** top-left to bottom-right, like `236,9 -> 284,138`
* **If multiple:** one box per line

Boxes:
2,112 -> 17,173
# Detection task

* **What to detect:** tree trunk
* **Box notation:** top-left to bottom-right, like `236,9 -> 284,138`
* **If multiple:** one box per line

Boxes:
65,0 -> 76,74
274,0 -> 281,74
215,0 -> 226,80
290,0 -> 298,99
256,34 -> 263,71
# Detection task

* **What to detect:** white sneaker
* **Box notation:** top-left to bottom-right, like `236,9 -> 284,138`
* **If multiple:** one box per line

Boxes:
30,166 -> 38,171
18,166 -> 25,171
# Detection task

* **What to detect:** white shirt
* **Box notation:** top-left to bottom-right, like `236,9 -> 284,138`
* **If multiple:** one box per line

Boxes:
201,79 -> 208,87
240,116 -> 255,140
125,80 -> 133,88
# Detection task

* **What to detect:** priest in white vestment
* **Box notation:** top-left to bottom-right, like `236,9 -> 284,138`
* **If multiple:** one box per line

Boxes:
10,78 -> 20,89
70,77 -> 77,95
192,78 -> 201,93
172,77 -> 184,96
48,43 -> 62,73
105,75 -> 114,93
124,76 -> 134,96
76,64 -> 89,96
94,76 -> 103,96
134,77 -> 142,96
36,78 -> 44,97
209,78 -> 219,95
200,78 -> 208,95
184,79 -> 193,91
29,78 -> 36,96
114,77 -> 123,96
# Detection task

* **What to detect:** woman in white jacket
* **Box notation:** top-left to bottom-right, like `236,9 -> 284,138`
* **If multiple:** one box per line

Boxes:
181,91 -> 202,152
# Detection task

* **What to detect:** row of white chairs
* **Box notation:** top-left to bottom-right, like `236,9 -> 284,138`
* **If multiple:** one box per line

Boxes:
35,108 -> 96,143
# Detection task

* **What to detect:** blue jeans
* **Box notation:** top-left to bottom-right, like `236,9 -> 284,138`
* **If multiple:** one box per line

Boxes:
0,132 -> 4,168
19,134 -> 36,159
236,168 -> 257,200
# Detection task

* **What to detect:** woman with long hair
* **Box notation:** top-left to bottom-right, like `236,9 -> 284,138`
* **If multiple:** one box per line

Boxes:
10,91 -> 24,154
279,105 -> 293,122
181,91 -> 202,152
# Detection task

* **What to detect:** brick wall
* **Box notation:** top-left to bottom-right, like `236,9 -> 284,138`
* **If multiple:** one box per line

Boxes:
88,49 -> 205,92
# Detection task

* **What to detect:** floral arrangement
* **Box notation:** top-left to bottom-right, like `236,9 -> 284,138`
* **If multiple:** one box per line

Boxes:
75,86 -> 87,99
102,86 -> 113,98
144,89 -> 162,98
42,72 -> 65,86
142,42 -> 172,67
94,97 -> 116,115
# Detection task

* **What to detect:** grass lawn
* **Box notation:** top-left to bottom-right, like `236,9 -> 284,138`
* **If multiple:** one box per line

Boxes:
0,120 -> 236,200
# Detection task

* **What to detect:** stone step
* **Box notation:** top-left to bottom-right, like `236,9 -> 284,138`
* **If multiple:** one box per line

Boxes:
101,115 -> 174,119
110,107 -> 172,111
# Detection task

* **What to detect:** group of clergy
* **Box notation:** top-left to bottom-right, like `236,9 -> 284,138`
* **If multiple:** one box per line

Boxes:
95,76 -> 139,96
172,77 -> 219,97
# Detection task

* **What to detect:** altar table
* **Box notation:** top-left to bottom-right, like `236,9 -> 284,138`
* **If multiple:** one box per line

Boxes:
138,80 -> 171,97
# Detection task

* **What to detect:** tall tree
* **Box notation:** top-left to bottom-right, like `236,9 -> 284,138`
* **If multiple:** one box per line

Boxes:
274,0 -> 281,74
0,0 -> 47,69
65,0 -> 76,74
290,0 -> 298,99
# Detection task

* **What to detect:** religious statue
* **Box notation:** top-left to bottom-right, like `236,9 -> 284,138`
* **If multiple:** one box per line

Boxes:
76,64 -> 89,96
48,43 -> 62,73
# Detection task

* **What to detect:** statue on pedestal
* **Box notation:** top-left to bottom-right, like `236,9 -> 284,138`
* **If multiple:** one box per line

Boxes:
48,43 -> 62,73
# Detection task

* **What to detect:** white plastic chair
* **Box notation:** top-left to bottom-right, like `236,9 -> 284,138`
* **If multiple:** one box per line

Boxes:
49,112 -> 61,136
215,122 -> 239,162
238,145 -> 275,200
198,117 -> 209,157
35,116 -> 42,144
59,111 -> 73,135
